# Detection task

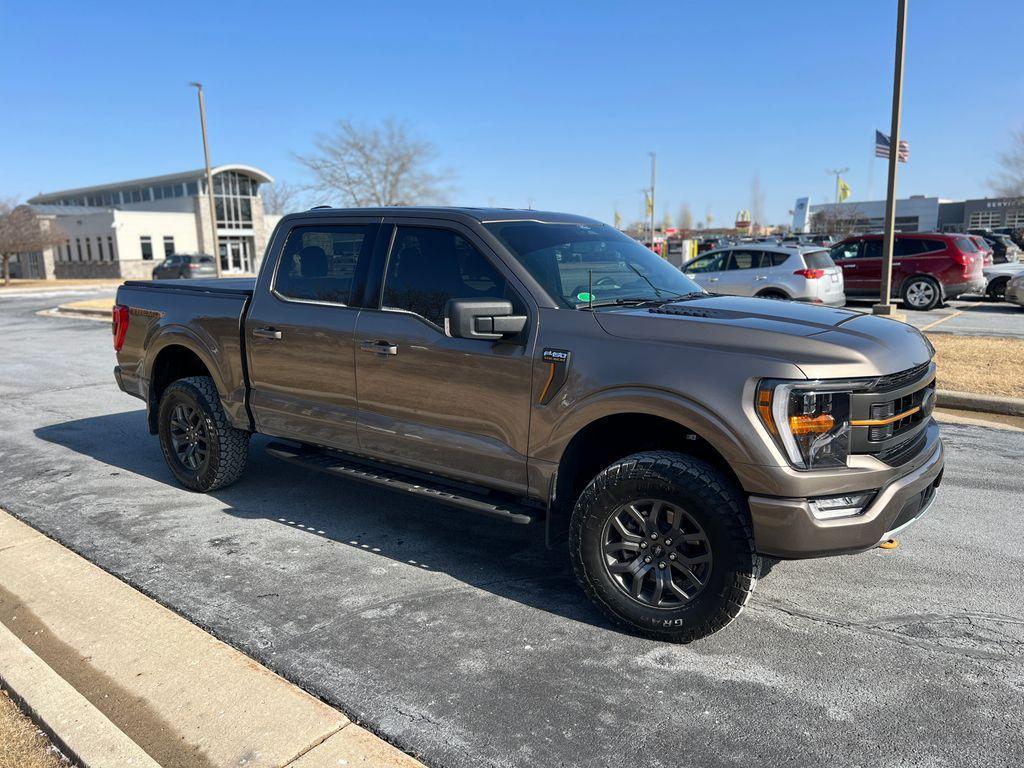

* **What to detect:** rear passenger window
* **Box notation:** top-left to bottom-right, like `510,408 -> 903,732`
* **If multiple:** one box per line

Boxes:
274,225 -> 374,305
862,240 -> 883,259
382,226 -> 514,328
767,252 -> 791,267
726,250 -> 759,269
895,239 -> 927,256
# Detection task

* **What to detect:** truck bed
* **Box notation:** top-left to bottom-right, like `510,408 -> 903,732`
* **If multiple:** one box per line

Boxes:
122,277 -> 256,296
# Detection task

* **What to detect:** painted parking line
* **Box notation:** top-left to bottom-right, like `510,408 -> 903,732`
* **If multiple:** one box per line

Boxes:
919,310 -> 963,332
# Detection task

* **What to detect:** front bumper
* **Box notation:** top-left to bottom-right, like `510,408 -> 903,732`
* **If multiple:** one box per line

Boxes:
748,422 -> 944,558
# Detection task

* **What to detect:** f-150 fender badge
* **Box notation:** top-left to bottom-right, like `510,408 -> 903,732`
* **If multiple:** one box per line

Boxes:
539,349 -> 571,405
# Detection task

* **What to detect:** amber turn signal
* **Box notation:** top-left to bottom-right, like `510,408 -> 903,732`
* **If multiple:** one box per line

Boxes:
788,413 -> 835,435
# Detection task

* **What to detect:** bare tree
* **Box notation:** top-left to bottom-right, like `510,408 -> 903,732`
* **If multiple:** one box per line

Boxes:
677,203 -> 693,230
810,205 -> 864,237
990,126 -> 1024,197
0,200 -> 66,285
261,181 -> 305,215
295,118 -> 452,206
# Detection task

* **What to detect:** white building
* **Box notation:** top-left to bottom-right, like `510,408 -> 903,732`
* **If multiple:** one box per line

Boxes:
794,195 -> 952,234
14,165 -> 282,279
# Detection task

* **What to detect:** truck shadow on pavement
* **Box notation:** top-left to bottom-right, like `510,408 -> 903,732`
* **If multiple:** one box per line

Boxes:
34,410 -> 618,635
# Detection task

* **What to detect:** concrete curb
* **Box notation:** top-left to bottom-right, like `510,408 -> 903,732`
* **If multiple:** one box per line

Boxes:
0,623 -> 159,767
55,304 -> 110,318
936,389 -> 1024,417
0,509 -> 425,768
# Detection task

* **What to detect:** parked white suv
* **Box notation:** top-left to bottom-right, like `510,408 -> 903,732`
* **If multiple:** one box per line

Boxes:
681,245 -> 846,305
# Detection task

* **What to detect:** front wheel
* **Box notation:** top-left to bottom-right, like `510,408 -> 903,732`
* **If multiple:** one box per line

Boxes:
569,451 -> 762,642
902,276 -> 941,310
158,376 -> 250,492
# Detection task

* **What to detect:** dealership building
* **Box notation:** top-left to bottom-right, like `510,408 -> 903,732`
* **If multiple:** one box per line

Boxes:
793,194 -> 1024,234
12,164 -> 281,279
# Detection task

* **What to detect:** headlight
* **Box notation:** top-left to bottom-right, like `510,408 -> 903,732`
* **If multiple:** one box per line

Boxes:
756,378 -> 871,469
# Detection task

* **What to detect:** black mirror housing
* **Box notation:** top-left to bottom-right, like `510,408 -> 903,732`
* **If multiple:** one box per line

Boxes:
445,299 -> 527,340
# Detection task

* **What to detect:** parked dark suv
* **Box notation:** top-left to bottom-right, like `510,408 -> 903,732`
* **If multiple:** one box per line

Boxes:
152,254 -> 217,280
830,233 -> 985,310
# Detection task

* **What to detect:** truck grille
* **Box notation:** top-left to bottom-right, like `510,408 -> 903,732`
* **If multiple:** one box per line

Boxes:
849,363 -> 936,464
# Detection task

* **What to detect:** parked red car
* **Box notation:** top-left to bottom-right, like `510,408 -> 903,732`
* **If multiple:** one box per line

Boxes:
969,235 -> 994,267
829,233 -> 986,310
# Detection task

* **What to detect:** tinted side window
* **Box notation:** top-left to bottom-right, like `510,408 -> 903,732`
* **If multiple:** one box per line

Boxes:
921,239 -> 946,253
767,252 -> 791,267
726,250 -> 758,270
862,240 -> 883,259
895,239 -> 924,257
382,226 -> 510,327
685,252 -> 725,273
275,225 -> 373,305
830,241 -> 860,261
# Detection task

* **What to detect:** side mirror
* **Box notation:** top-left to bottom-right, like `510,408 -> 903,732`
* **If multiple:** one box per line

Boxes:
445,299 -> 527,340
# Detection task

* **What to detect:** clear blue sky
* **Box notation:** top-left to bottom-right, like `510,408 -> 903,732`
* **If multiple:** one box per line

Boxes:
2,0 -> 1021,225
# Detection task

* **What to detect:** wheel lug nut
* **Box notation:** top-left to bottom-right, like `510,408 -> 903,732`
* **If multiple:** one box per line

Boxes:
664,539 -> 672,546
644,556 -> 652,563
650,533 -> 658,540
658,562 -> 666,569
669,553 -> 676,561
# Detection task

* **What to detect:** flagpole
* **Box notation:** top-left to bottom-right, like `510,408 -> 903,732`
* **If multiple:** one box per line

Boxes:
874,0 -> 908,317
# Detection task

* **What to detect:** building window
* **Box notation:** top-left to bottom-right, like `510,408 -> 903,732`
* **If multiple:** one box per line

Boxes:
76,238 -> 83,261
1005,212 -> 1024,228
108,236 -> 116,261
969,211 -> 1001,229
186,181 -> 198,196
85,239 -> 93,260
163,236 -> 175,257
212,170 -> 257,230
96,237 -> 104,260
140,236 -> 153,261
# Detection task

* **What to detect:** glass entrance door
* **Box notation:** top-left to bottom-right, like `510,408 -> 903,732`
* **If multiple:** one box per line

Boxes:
219,237 -> 253,273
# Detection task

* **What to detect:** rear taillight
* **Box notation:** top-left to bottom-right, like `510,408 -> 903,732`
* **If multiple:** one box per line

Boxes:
794,268 -> 826,279
187,263 -> 198,270
112,305 -> 129,352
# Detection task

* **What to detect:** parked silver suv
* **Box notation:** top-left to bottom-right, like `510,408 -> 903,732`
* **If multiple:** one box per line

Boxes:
681,245 -> 846,305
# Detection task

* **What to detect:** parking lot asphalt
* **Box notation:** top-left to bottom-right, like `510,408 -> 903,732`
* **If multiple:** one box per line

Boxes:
1,290 -> 1023,768
847,295 -> 1024,338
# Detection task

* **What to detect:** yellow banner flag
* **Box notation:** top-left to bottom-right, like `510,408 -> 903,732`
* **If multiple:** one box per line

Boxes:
645,194 -> 653,217
838,178 -> 852,201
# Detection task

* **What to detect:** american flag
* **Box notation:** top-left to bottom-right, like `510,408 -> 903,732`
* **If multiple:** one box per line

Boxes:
875,129 -> 909,162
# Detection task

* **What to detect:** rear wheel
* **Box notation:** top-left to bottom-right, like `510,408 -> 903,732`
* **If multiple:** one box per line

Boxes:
158,376 -> 249,491
988,276 -> 1010,301
756,289 -> 789,300
901,276 -> 941,311
569,451 -> 762,642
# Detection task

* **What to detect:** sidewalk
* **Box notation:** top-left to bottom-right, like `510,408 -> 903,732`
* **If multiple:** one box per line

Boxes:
0,510 -> 424,768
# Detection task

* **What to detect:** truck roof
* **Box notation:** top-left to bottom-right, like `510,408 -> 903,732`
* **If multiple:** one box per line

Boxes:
291,206 -> 601,225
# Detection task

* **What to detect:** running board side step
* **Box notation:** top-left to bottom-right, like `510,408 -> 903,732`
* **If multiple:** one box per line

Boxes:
265,441 -> 540,525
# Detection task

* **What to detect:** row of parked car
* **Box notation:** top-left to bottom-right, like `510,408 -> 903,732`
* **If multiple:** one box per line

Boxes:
680,231 -> 1024,311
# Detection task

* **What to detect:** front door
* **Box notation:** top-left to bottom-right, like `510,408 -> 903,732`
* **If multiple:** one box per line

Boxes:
830,239 -> 879,295
682,251 -> 727,291
353,221 -> 534,493
245,221 -> 380,450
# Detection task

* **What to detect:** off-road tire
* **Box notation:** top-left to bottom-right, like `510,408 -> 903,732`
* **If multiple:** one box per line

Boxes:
988,276 -> 1009,301
569,451 -> 762,642
901,276 -> 942,311
158,376 -> 249,492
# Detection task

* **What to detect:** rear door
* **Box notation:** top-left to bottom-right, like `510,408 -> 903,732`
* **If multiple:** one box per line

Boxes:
716,249 -> 762,296
352,219 -> 535,493
245,218 -> 380,450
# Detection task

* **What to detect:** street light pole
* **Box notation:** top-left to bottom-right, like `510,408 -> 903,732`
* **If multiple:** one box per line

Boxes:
873,0 -> 908,317
648,152 -> 656,248
189,82 -> 221,278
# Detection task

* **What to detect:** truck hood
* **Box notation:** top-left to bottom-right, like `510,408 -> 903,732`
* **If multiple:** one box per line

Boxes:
594,295 -> 932,379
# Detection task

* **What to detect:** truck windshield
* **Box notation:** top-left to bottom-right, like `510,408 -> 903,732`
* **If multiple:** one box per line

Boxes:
485,221 -> 703,308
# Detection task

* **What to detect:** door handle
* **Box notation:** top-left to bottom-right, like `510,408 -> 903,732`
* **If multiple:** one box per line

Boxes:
707,277 -> 719,282
252,327 -> 282,340
754,275 -> 767,280
843,264 -> 856,269
893,261 -> 902,266
361,340 -> 398,356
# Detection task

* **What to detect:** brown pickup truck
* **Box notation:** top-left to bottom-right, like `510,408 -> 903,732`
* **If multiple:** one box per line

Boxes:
113,207 -> 944,641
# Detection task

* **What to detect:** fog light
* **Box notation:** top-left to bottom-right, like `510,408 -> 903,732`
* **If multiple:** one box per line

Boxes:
809,492 -> 875,520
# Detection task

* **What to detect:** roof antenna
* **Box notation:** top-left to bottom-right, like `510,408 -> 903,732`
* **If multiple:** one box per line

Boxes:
588,269 -> 594,311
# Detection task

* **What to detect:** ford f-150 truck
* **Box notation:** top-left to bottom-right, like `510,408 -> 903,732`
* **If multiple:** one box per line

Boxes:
113,207 -> 944,641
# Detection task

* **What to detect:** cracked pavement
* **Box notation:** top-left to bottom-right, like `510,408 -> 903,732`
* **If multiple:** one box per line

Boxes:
1,290 -> 1022,767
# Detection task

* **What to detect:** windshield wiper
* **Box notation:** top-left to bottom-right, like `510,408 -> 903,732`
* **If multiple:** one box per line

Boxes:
626,263 -> 687,300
